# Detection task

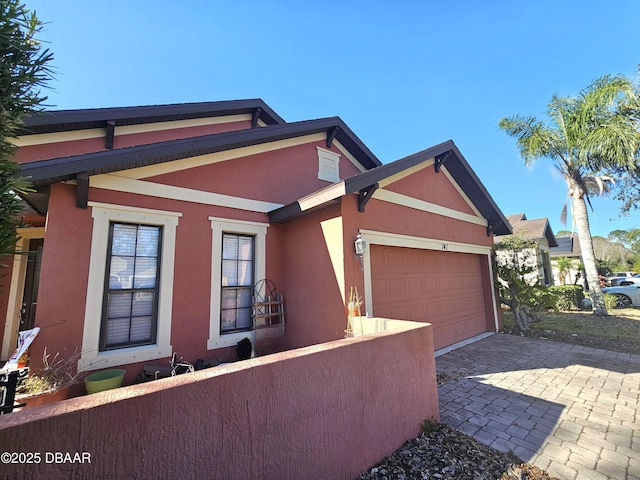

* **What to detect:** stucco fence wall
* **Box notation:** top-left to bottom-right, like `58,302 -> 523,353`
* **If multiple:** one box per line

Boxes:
0,319 -> 438,480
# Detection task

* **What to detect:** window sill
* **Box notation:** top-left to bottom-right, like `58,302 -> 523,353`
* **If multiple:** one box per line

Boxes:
207,330 -> 255,351
78,342 -> 172,372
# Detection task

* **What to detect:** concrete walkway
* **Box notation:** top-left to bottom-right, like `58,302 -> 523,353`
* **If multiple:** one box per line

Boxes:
436,334 -> 640,480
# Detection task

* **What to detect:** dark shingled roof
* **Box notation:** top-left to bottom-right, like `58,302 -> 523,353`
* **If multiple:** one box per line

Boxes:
17,99 -> 285,135
496,214 -> 558,247
550,236 -> 582,257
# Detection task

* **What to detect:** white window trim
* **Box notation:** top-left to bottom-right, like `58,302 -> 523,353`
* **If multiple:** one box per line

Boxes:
208,217 -> 267,350
78,202 -> 181,372
317,147 -> 341,183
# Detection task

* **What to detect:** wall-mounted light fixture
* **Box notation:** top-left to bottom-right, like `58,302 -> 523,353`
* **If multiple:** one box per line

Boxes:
355,232 -> 367,271
354,232 -> 367,256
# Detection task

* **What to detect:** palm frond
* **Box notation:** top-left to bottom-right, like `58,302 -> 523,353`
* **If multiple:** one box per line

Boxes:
560,202 -> 568,226
498,115 -> 561,168
582,115 -> 640,170
583,175 -> 615,196
579,75 -> 636,114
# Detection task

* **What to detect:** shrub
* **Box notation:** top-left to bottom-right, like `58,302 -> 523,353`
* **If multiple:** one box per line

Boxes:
603,293 -> 618,310
494,236 -> 558,332
548,285 -> 585,310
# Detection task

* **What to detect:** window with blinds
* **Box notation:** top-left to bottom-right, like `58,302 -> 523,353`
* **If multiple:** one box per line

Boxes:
101,223 -> 162,350
220,233 -> 254,333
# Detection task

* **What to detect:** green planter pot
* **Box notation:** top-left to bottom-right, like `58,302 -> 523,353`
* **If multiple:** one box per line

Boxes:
84,369 -> 125,394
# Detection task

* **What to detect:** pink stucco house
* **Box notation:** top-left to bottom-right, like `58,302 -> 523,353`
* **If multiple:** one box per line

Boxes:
0,99 -> 511,382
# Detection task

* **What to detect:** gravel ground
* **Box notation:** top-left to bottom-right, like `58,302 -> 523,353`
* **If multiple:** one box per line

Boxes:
358,422 -> 556,480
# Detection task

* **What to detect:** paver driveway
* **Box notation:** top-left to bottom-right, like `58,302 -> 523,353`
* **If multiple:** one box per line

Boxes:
436,334 -> 640,480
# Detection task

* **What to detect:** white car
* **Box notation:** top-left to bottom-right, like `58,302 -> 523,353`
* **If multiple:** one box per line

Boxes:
613,274 -> 640,287
602,284 -> 640,308
607,272 -> 637,286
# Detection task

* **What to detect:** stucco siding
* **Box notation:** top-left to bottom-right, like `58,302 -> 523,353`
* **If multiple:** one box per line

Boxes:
0,321 -> 438,480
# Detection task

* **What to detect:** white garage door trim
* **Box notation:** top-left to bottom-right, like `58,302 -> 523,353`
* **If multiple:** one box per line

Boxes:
358,229 -> 499,332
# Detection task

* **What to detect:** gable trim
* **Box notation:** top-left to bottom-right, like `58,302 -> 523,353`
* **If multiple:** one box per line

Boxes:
440,167 -> 483,218
298,182 -> 346,211
377,159 -> 432,188
334,140 -> 367,173
13,114 -> 254,147
372,188 -> 488,227
107,133 -> 328,180
14,128 -> 105,147
377,158 -> 483,219
115,135 -> 371,181
116,114 -> 253,137
89,174 -> 283,213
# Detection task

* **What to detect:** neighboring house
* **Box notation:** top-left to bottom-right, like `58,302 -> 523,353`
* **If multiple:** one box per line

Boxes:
0,99 -> 511,382
494,213 -> 558,286
549,235 -> 586,288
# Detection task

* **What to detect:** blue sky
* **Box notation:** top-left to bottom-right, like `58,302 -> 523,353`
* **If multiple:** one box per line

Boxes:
26,0 -> 640,237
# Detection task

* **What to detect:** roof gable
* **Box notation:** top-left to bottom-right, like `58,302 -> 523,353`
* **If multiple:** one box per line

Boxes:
498,215 -> 558,247
269,140 -> 512,235
19,116 -> 381,214
506,213 -> 526,223
380,160 -> 480,217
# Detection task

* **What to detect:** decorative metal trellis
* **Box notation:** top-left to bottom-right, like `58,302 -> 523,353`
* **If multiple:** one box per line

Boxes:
252,279 -> 285,330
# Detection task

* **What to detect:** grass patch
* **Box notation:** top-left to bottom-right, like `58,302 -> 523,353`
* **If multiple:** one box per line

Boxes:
501,308 -> 640,356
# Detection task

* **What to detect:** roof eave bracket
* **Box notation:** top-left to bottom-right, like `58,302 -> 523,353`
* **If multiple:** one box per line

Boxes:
327,126 -> 340,148
105,120 -> 115,149
487,220 -> 502,237
358,183 -> 378,212
76,172 -> 89,209
251,107 -> 263,128
434,151 -> 452,173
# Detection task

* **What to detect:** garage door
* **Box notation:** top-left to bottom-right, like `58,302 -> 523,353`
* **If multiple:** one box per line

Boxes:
371,245 -> 489,350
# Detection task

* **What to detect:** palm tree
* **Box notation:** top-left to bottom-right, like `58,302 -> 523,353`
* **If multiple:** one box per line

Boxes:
554,256 -> 579,285
499,75 -> 640,315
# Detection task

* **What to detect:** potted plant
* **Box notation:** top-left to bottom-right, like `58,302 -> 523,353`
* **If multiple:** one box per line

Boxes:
14,348 -> 81,409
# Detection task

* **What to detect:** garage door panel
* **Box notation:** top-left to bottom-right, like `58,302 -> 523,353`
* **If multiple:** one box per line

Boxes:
406,303 -> 426,321
425,301 -> 440,317
437,277 -> 451,291
387,249 -> 404,267
407,277 -> 423,295
402,250 -> 421,270
387,305 -> 408,319
372,245 -> 489,350
436,254 -> 450,270
422,254 -> 436,270
388,277 -> 407,297
421,277 -> 437,292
